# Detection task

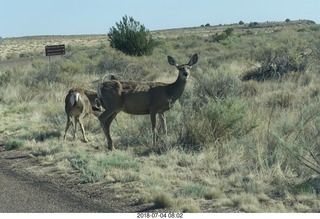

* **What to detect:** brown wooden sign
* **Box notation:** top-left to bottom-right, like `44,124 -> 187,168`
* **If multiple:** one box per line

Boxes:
45,44 -> 65,56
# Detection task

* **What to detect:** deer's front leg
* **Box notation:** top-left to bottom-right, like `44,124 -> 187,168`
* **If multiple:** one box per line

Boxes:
150,112 -> 157,147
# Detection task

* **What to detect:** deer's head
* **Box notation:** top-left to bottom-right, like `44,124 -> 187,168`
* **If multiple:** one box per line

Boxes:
167,53 -> 198,81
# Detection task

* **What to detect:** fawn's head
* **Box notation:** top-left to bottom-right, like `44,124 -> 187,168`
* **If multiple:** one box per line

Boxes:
167,53 -> 198,81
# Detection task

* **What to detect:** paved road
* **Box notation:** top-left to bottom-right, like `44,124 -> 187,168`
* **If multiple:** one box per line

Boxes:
0,158 -> 110,213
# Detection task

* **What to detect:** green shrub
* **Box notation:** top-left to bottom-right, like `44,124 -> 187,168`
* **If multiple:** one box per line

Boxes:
180,182 -> 207,198
5,52 -> 18,60
194,67 -> 241,100
267,91 -> 296,108
200,97 -> 249,140
60,59 -> 83,74
34,131 -> 61,142
68,151 -> 140,184
179,97 -> 256,150
5,138 -> 24,150
249,22 -> 259,28
209,28 -> 234,43
19,51 -> 34,58
153,193 -> 173,208
108,15 -> 158,56
35,144 -> 63,156
97,151 -> 140,170
32,60 -> 62,84
68,152 -> 104,184
0,70 -> 10,86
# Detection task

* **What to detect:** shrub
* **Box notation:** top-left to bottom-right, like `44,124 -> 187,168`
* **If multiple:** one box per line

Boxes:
68,151 -> 140,184
239,80 -> 259,97
180,182 -> 207,198
209,28 -> 234,43
194,67 -> 241,100
179,97 -> 256,150
249,22 -> 259,28
200,97 -> 249,140
153,193 -> 173,208
269,101 -> 320,172
34,144 -> 63,156
108,15 -> 158,56
32,60 -> 62,84
68,152 -> 104,184
0,70 -> 10,86
267,91 -> 295,108
5,138 -> 24,150
242,43 -> 309,81
5,52 -> 18,60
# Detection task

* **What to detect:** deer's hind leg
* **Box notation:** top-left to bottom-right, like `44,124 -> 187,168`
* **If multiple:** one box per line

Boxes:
99,110 -> 117,151
78,116 -> 88,142
73,116 -> 78,140
64,115 -> 73,140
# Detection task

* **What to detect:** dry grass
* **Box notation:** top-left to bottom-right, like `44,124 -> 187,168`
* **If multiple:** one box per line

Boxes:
1,21 -> 320,212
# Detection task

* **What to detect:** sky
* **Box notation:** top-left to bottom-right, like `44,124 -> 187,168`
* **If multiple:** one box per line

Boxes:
1,0 -> 320,38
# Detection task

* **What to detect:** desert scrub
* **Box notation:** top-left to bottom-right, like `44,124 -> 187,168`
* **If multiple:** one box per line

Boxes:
0,70 -> 10,86
67,150 -> 141,184
239,80 -> 259,97
269,101 -> 320,173
179,182 -> 208,198
267,91 -> 296,108
4,138 -> 24,150
242,34 -> 310,81
194,66 -> 241,100
32,60 -> 62,85
180,97 -> 256,150
34,144 -> 63,156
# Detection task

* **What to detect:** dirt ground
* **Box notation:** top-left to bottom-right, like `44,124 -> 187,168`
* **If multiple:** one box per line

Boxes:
0,145 -> 160,213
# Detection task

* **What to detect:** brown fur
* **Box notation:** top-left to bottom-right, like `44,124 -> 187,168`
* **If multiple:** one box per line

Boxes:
97,54 -> 198,150
63,88 -> 102,142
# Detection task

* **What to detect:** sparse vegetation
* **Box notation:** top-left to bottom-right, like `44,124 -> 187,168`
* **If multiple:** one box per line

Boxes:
4,138 -> 24,150
209,27 -> 234,43
1,19 -> 320,212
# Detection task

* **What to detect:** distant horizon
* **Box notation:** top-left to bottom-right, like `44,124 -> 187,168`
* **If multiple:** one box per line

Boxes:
1,18 -> 317,39
1,0 -> 320,38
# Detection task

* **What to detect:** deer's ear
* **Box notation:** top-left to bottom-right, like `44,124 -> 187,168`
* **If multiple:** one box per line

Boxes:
167,56 -> 177,66
94,98 -> 102,109
188,53 -> 198,66
110,75 -> 118,80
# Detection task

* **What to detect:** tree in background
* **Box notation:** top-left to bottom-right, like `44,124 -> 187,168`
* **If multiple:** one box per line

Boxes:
108,15 -> 158,56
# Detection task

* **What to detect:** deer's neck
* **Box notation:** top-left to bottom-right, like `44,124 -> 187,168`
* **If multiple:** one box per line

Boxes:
167,77 -> 187,102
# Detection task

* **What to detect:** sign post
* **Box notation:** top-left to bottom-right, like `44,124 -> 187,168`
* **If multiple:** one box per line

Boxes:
45,44 -> 65,60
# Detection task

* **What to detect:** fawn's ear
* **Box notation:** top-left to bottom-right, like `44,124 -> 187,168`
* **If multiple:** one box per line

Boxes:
93,98 -> 102,111
167,55 -> 178,66
110,75 -> 118,80
188,53 -> 198,66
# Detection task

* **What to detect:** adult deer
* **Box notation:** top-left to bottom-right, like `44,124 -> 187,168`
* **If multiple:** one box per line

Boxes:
64,88 -> 102,142
97,54 -> 198,150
